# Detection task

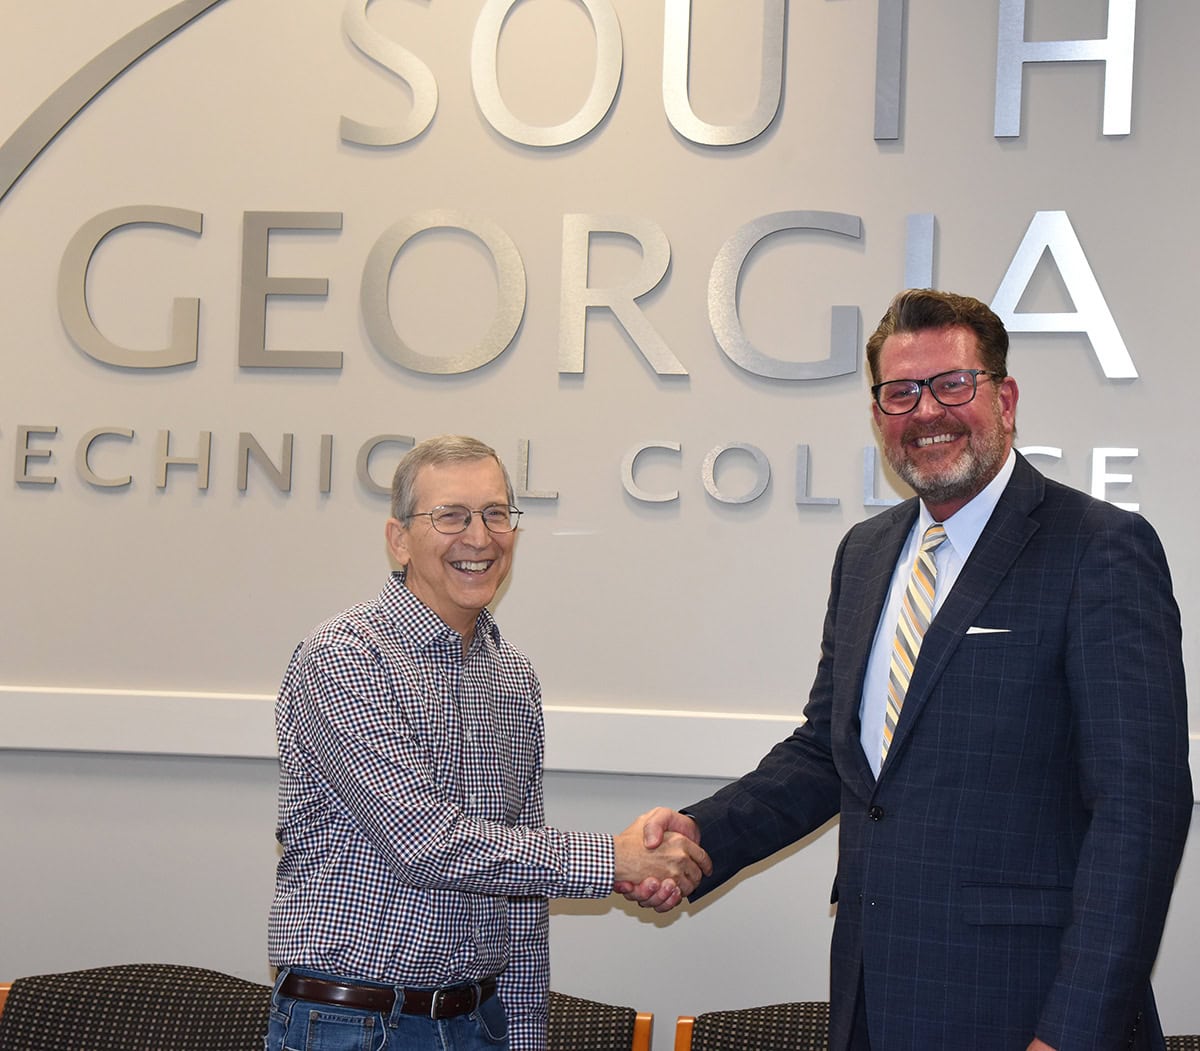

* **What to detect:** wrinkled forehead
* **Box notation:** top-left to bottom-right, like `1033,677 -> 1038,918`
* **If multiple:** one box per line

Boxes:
413,456 -> 509,506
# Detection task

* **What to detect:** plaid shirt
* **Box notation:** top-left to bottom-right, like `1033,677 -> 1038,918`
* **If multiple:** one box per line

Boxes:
268,573 -> 614,1051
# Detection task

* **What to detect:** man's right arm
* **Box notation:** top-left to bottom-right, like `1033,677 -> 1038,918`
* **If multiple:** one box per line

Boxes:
617,531 -> 856,911
287,641 -> 710,899
616,721 -> 843,912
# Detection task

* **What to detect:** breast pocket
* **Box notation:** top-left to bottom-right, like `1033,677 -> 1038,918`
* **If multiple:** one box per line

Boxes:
959,627 -> 1039,649
946,627 -> 1041,688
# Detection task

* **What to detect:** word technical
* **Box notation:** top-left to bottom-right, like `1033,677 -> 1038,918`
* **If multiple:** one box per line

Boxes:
10,426 -> 1144,513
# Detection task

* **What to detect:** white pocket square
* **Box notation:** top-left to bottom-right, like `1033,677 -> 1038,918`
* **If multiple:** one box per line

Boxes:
966,626 -> 1011,635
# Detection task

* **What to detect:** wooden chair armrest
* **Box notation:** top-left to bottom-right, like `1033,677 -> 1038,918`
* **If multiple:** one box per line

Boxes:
674,1015 -> 695,1051
631,1010 -> 653,1051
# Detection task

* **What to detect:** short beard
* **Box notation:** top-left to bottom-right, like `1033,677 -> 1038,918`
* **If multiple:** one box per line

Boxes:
885,405 -> 1011,507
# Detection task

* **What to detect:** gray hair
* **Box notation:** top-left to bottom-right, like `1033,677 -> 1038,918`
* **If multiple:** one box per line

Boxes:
389,435 -> 515,521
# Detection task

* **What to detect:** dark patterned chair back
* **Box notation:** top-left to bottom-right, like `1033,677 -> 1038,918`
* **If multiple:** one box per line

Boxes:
0,963 -> 270,1051
683,1001 -> 829,1051
548,989 -> 652,1051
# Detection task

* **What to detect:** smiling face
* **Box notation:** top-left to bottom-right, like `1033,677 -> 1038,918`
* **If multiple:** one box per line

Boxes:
385,456 -> 516,642
872,324 -> 1018,521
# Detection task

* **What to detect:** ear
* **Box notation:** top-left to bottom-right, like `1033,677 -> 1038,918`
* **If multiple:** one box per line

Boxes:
385,517 -> 410,567
997,375 -> 1019,430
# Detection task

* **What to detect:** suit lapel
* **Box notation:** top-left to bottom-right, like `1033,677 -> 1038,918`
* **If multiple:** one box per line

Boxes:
835,501 -> 918,795
879,454 -> 1045,774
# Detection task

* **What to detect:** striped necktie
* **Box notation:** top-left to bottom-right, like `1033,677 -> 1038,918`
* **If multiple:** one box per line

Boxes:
882,523 -> 948,763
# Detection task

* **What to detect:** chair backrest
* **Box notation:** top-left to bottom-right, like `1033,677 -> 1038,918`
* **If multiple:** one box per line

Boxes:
0,963 -> 270,1051
0,971 -> 651,1051
549,989 -> 652,1051
675,1001 -> 829,1051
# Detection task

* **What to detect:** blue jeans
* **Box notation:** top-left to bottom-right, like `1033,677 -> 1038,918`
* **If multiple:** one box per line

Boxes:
266,969 -> 510,1051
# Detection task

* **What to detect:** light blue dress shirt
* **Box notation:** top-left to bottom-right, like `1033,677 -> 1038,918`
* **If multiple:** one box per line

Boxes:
858,450 -> 1017,777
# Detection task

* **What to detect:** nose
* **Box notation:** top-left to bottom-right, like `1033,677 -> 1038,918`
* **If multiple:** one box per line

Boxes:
911,386 -> 947,420
461,512 -> 492,545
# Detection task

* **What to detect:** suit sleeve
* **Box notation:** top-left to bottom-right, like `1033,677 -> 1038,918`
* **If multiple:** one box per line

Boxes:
685,534 -> 849,898
1035,511 -> 1192,1050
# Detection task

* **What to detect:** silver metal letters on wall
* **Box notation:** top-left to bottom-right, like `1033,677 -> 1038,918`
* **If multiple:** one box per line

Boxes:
995,0 -> 1135,137
4,0 -> 1150,510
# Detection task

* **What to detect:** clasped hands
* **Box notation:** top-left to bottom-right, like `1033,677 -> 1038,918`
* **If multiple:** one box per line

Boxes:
612,807 -> 707,913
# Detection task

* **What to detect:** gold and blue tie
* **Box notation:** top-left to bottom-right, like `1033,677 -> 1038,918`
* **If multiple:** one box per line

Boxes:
882,523 -> 948,763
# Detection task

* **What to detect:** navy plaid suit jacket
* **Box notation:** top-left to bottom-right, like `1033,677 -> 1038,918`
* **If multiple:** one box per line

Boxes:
686,453 -> 1192,1051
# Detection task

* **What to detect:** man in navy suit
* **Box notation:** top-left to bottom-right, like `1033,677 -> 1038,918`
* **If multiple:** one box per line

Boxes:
626,290 -> 1193,1050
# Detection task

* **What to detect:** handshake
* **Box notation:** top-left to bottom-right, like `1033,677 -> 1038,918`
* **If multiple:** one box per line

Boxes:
611,808 -> 710,913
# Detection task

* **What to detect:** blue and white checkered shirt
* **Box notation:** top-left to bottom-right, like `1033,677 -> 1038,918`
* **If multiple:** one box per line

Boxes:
268,572 -> 614,1050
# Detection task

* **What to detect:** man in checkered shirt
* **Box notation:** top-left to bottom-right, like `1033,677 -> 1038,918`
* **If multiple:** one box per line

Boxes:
267,435 -> 709,1051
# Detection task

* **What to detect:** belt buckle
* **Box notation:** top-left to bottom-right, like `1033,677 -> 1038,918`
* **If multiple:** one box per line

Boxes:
429,987 -> 447,1020
429,982 -> 480,1019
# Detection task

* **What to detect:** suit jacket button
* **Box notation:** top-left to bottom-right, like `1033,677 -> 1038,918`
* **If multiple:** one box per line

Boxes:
868,805 -> 884,821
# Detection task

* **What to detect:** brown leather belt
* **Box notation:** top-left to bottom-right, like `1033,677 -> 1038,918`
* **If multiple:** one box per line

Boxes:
280,972 -> 497,1020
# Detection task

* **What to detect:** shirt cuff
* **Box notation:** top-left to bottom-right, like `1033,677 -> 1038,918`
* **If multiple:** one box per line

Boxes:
557,830 -> 615,898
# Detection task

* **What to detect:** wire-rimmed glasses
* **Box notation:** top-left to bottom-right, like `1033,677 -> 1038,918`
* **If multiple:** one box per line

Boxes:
407,504 -> 523,534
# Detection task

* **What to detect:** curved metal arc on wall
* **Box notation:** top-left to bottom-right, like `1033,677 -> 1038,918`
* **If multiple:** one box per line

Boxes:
0,0 -> 230,208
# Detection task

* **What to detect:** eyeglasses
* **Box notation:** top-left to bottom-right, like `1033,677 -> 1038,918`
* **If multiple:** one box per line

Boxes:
871,368 -> 1004,416
408,504 -> 523,534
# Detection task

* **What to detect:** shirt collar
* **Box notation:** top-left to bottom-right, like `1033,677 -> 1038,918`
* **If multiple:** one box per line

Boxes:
917,448 -> 1016,555
380,571 -> 501,653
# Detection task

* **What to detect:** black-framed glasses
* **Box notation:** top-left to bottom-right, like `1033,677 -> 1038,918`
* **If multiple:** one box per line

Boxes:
871,368 -> 1004,416
408,504 -> 523,534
